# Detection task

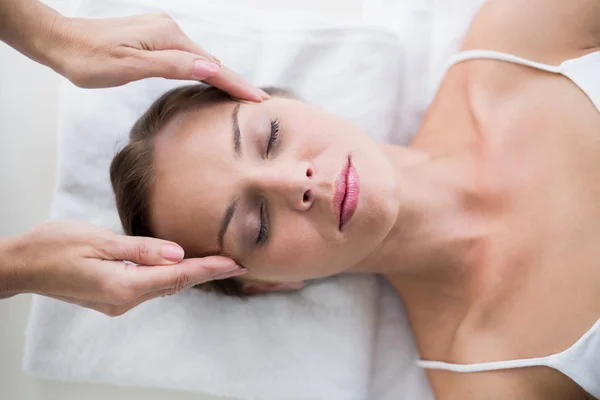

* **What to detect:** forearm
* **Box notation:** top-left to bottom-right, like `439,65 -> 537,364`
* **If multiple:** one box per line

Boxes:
0,0 -> 66,68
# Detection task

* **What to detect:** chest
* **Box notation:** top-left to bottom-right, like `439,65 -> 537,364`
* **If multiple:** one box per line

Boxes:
477,74 -> 600,336
412,69 -> 600,399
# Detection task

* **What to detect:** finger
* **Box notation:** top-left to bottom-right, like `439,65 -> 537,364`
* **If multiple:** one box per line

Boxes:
172,37 -> 268,102
204,65 -> 270,102
136,50 -> 221,81
123,256 -> 247,294
142,13 -> 219,64
138,50 -> 267,102
105,234 -> 188,265
99,287 -> 178,316
177,35 -> 221,65
45,259 -> 238,316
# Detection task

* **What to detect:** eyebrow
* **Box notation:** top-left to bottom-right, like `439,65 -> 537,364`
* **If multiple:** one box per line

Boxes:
218,199 -> 238,252
232,103 -> 242,157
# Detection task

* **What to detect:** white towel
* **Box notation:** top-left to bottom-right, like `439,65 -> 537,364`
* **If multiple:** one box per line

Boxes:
23,0 -> 484,399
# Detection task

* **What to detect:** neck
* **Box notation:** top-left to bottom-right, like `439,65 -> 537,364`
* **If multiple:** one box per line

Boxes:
351,144 -> 488,296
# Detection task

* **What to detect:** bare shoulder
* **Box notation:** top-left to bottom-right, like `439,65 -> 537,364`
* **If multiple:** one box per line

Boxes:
438,0 -> 600,142
462,0 -> 600,63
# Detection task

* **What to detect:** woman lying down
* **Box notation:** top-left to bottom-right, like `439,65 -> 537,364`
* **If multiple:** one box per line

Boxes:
110,0 -> 600,398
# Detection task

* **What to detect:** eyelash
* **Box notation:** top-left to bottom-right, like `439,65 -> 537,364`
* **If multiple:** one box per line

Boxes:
266,118 -> 280,156
256,201 -> 269,246
256,118 -> 279,246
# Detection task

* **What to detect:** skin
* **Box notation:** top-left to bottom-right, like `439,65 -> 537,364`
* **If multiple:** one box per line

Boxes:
0,0 -> 265,313
150,98 -> 400,285
0,0 -> 269,96
149,0 -> 600,397
390,0 -> 600,399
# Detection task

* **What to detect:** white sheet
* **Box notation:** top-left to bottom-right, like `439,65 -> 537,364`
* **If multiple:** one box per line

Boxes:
23,0 -> 485,399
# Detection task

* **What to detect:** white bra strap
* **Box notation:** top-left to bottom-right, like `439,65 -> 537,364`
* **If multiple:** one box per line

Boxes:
445,50 -> 562,74
416,355 -> 551,373
417,318 -> 600,397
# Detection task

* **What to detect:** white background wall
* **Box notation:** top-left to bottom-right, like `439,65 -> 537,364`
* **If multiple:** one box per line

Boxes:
0,1 -> 362,399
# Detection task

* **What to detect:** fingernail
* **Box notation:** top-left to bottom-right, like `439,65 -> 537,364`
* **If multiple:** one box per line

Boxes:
252,89 -> 266,102
210,55 -> 222,66
207,257 -> 238,269
212,267 -> 248,280
161,245 -> 184,262
258,89 -> 271,100
193,60 -> 220,78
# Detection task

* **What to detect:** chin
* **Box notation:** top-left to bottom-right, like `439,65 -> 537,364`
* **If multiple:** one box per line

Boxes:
338,192 -> 398,277
349,148 -> 399,234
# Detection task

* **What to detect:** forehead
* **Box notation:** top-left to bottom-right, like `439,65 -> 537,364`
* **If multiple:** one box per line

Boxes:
149,101 -> 236,256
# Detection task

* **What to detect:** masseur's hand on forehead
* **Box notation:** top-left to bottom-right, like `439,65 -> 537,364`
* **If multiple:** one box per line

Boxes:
0,2 -> 254,314
0,221 -> 246,316
45,12 -> 268,100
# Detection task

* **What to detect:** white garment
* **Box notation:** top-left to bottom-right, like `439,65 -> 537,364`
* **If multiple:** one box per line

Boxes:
417,49 -> 600,398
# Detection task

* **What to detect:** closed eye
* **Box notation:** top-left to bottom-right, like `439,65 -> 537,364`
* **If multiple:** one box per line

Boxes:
256,200 -> 269,246
266,118 -> 280,156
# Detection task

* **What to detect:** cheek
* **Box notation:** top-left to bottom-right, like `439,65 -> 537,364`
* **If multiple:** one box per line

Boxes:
247,219 -> 332,280
285,111 -> 339,150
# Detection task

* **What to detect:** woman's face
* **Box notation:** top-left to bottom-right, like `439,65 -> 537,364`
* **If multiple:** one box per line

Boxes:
150,96 -> 399,283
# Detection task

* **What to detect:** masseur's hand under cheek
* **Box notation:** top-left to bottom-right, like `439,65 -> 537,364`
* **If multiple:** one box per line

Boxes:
149,95 -> 400,286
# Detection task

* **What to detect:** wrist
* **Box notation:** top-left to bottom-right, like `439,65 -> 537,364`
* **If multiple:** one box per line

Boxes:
38,16 -> 92,83
30,13 -> 73,73
0,235 -> 31,297
0,237 -> 17,296
0,0 -> 70,71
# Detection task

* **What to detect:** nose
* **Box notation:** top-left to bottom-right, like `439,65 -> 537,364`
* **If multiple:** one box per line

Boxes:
252,161 -> 315,212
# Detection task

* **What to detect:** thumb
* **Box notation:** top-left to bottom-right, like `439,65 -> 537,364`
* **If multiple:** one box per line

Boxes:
105,234 -> 186,265
126,256 -> 246,294
137,50 -> 220,81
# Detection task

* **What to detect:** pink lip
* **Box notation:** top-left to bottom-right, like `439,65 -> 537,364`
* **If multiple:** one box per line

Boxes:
333,157 -> 360,230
